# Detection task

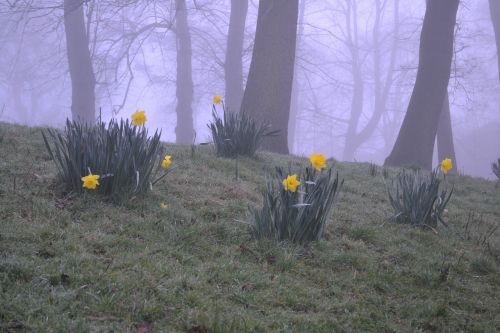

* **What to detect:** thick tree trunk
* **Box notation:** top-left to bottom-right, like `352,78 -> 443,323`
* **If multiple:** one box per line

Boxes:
384,0 -> 459,169
174,0 -> 195,144
436,93 -> 457,170
224,0 -> 248,113
288,0 -> 306,153
240,0 -> 299,154
64,0 -> 96,124
490,0 -> 500,82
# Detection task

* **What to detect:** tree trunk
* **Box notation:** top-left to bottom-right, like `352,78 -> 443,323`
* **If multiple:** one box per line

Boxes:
225,0 -> 248,113
384,0 -> 459,169
342,0 -> 399,161
490,0 -> 500,82
288,0 -> 306,153
64,0 -> 96,124
174,0 -> 195,144
240,0 -> 299,154
437,93 -> 457,170
10,74 -> 29,124
343,65 -> 364,161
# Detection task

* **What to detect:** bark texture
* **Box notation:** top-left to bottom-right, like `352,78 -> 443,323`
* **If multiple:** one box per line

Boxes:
489,0 -> 500,82
64,0 -> 96,124
384,0 -> 459,169
225,0 -> 248,113
240,0 -> 299,154
436,93 -> 457,170
174,0 -> 195,144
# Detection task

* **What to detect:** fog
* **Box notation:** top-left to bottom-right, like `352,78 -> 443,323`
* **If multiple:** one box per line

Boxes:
1,0 -> 499,179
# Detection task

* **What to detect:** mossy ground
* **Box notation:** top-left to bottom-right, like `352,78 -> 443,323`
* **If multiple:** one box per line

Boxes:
1,123 -> 499,332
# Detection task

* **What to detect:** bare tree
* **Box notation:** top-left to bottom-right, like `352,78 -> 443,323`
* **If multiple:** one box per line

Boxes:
431,1 -> 457,171
175,0 -> 195,144
240,0 -> 299,154
343,0 -> 400,161
490,0 -> 500,82
436,93 -> 457,168
224,0 -> 248,113
288,0 -> 306,153
64,0 -> 96,124
385,0 -> 459,169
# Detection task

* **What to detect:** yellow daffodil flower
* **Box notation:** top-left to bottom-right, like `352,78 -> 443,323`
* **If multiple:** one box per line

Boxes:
212,95 -> 222,105
282,174 -> 301,193
131,109 -> 147,126
309,153 -> 327,171
81,174 -> 100,190
441,158 -> 453,174
160,202 -> 168,209
161,155 -> 171,169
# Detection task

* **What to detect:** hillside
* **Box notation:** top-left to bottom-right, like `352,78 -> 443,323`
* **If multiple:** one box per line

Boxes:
0,123 -> 499,333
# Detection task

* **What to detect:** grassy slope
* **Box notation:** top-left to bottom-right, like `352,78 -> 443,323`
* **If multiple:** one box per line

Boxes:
0,123 -> 499,333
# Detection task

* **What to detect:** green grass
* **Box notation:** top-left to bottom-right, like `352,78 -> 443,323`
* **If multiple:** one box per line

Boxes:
1,123 -> 499,332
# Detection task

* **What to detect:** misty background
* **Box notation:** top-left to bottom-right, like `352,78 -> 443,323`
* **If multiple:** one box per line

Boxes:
0,0 -> 499,179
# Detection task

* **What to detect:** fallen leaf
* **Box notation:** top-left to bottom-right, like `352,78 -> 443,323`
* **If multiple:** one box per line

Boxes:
21,207 -> 32,219
187,325 -> 209,333
135,321 -> 152,333
241,283 -> 254,291
164,306 -> 175,321
265,255 -> 276,265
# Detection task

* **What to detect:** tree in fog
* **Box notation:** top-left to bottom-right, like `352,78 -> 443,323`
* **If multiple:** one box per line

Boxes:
436,93 -> 457,170
175,0 -> 195,144
385,0 -> 459,169
434,0 -> 457,171
224,0 -> 248,113
240,0 -> 299,154
64,0 -> 96,124
342,0 -> 400,161
490,0 -> 500,82
288,0 -> 306,153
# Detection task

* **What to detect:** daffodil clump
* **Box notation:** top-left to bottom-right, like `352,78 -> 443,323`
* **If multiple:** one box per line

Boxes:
386,158 -> 454,230
208,96 -> 278,158
43,111 -> 169,202
249,153 -> 343,244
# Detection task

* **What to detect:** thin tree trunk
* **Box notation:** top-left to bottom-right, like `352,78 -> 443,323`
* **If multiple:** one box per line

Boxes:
489,0 -> 500,82
436,92 -> 457,170
174,0 -> 195,144
384,0 -> 459,169
64,0 -> 96,124
342,0 -> 364,161
288,0 -> 306,153
240,0 -> 299,154
343,0 -> 399,161
225,0 -> 248,113
343,66 -> 364,161
10,74 -> 28,124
